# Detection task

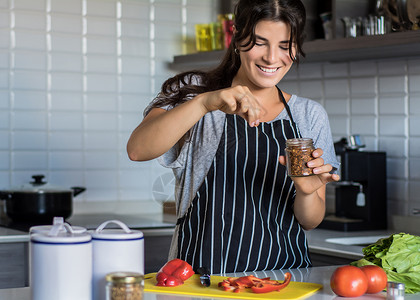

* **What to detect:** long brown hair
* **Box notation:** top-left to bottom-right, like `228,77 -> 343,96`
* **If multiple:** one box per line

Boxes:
147,0 -> 306,113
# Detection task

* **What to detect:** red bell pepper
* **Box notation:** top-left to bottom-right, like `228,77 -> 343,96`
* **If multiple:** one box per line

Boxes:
156,259 -> 195,287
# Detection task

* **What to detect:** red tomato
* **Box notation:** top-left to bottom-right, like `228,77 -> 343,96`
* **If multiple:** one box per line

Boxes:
330,265 -> 368,297
360,265 -> 388,294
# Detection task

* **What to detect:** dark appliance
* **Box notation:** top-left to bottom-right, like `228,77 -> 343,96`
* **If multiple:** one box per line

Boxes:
319,145 -> 387,231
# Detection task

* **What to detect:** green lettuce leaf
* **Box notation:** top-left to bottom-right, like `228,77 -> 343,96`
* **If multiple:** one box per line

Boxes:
351,233 -> 420,294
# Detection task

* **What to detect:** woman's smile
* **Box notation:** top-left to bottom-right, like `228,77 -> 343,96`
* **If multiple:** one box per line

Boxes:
257,65 -> 280,74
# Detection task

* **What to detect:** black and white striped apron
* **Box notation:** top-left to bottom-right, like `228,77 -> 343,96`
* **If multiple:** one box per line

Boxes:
176,91 -> 311,274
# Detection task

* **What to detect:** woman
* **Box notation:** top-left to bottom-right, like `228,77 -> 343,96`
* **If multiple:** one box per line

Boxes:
127,0 -> 340,274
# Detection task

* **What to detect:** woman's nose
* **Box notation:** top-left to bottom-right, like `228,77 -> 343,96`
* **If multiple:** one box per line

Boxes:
263,46 -> 291,64
263,46 -> 277,64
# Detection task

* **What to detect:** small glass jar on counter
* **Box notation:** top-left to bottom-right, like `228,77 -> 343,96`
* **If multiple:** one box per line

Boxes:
387,282 -> 405,300
285,138 -> 315,177
106,272 -> 144,300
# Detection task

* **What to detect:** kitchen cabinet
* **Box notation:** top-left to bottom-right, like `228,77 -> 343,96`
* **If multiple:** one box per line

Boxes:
0,242 -> 29,289
144,233 -> 173,273
142,227 -> 175,273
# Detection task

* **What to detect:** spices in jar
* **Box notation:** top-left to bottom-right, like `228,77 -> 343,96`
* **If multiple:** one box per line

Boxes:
285,138 -> 315,177
106,272 -> 143,300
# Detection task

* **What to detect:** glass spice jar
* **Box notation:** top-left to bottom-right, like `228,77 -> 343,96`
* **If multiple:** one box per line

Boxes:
387,282 -> 405,300
285,138 -> 315,177
105,272 -> 144,300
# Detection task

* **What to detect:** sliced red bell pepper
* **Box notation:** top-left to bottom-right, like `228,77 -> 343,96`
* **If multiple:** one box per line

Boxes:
218,272 -> 292,294
251,272 -> 292,293
156,258 -> 195,287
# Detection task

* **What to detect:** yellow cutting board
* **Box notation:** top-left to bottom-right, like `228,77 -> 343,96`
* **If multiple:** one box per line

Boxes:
144,273 -> 322,300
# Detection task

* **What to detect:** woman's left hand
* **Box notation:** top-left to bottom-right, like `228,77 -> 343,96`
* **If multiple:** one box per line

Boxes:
279,148 -> 340,195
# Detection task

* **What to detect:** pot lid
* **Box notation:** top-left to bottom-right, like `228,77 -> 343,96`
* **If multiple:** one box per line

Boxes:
5,175 -> 72,193
89,220 -> 144,240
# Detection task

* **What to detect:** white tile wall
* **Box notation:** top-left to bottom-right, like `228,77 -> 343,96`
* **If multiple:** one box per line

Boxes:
0,0 -> 218,214
1,0 -> 420,219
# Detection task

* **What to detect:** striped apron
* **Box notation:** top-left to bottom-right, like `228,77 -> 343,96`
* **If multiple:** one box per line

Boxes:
176,91 -> 311,274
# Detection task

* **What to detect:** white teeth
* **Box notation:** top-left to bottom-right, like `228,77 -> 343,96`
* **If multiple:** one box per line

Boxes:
259,66 -> 278,73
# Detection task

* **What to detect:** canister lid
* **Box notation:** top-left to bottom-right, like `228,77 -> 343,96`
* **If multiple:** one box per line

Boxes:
105,272 -> 144,284
89,229 -> 143,240
31,232 -> 92,244
29,217 -> 87,234
30,221 -> 91,244
89,220 -> 143,241
30,225 -> 87,234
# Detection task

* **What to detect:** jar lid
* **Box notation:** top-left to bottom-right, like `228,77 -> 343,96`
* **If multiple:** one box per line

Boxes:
106,272 -> 144,284
286,138 -> 314,146
387,281 -> 405,290
89,220 -> 143,241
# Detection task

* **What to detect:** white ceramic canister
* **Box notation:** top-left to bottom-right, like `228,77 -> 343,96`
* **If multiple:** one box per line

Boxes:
28,217 -> 88,289
90,220 -> 144,300
30,223 -> 92,300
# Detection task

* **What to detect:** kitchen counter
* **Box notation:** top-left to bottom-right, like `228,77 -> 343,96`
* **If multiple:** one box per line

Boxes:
0,226 -> 29,243
0,217 -> 412,298
1,265 -> 418,299
305,228 -> 395,260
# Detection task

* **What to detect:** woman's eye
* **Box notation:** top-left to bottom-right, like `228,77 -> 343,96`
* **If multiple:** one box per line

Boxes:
255,42 -> 265,46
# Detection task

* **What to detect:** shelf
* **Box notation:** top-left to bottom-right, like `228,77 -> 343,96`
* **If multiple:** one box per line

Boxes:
169,30 -> 420,70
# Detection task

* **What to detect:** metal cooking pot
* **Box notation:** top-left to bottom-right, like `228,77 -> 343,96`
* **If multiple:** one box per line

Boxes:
0,174 -> 85,223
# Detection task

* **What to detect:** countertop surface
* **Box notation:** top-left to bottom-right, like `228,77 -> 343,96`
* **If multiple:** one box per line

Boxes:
0,214 -> 412,299
305,228 -> 395,260
1,265 -> 418,299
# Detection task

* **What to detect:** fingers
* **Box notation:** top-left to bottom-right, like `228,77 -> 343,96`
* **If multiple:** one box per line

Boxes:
235,89 -> 263,126
217,86 -> 265,127
278,155 -> 286,166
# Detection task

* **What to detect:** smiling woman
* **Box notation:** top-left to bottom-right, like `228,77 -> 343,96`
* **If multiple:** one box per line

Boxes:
127,0 -> 339,274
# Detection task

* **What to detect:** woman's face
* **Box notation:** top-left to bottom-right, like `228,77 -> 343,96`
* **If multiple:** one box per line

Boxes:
235,20 -> 296,91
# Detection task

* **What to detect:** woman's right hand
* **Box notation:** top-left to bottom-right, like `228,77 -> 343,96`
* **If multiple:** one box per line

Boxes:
197,85 -> 264,127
